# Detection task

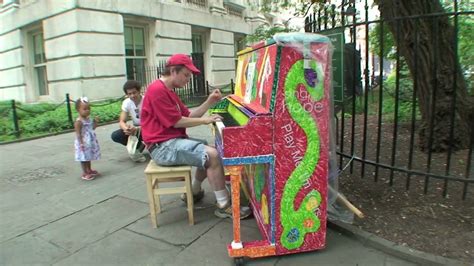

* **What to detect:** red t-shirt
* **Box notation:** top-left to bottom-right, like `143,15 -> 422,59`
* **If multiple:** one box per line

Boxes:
141,79 -> 190,145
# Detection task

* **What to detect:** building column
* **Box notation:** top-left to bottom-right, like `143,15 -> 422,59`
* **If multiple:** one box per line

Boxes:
154,20 -> 192,62
208,29 -> 235,86
43,9 -> 126,101
0,30 -> 26,101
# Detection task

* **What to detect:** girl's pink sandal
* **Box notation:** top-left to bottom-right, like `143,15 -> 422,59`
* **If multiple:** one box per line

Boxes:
89,170 -> 100,176
81,173 -> 95,181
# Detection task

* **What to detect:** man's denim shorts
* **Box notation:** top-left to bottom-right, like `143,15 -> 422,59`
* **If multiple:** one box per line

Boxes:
150,138 -> 208,169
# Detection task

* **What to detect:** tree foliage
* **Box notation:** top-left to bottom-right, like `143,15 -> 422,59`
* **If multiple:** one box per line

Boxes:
368,1 -> 474,90
245,24 -> 298,44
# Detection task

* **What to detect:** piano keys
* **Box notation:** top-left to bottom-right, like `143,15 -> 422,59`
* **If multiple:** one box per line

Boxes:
210,33 -> 332,259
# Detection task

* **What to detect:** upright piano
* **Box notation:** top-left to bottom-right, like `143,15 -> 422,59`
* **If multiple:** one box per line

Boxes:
210,33 -> 332,259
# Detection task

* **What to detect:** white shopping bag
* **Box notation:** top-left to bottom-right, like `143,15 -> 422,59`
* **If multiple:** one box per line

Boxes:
126,128 -> 140,156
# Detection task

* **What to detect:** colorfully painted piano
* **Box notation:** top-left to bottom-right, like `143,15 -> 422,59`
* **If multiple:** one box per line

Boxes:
210,33 -> 332,261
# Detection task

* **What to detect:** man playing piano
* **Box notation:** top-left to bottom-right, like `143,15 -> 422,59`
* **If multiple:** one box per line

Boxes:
141,54 -> 251,219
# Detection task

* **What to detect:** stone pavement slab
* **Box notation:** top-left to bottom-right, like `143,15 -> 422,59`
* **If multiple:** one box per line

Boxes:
54,229 -> 181,266
0,196 -> 75,242
0,232 -> 70,265
33,196 -> 148,253
126,200 -> 221,246
44,165 -> 144,210
174,220 -> 277,266
0,161 -> 145,242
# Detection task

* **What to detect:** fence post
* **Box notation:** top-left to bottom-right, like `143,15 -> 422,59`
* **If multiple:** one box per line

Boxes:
230,79 -> 234,94
11,100 -> 20,138
66,93 -> 74,127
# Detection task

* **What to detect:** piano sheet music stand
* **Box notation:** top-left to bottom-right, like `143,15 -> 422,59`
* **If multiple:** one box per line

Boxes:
210,33 -> 332,264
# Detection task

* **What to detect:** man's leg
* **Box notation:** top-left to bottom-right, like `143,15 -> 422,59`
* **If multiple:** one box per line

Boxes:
111,129 -> 128,146
203,146 -> 251,219
181,144 -> 225,201
193,168 -> 206,194
188,147 -> 222,197
137,130 -> 146,153
204,146 -> 226,192
154,138 -> 249,219
204,146 -> 231,209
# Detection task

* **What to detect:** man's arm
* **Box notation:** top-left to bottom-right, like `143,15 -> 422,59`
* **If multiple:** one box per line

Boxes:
174,114 -> 222,128
189,89 -> 222,118
189,102 -> 212,118
118,111 -> 129,130
118,111 -> 136,135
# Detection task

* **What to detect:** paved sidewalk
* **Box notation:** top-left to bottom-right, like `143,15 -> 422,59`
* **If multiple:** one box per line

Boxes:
0,123 -> 423,265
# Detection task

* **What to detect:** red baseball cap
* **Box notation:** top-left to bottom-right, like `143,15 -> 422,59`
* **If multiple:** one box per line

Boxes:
166,54 -> 201,74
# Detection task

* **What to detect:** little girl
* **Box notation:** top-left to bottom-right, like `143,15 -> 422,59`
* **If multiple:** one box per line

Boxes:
74,97 -> 101,180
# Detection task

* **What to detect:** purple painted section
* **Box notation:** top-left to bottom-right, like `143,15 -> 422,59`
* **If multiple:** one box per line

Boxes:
237,104 -> 255,118
304,68 -> 318,87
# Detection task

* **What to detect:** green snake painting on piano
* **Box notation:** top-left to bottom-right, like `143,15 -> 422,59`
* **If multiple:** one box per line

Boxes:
279,57 -> 325,250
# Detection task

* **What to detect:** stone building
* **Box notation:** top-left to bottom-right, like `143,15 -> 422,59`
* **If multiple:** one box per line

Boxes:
0,0 -> 271,102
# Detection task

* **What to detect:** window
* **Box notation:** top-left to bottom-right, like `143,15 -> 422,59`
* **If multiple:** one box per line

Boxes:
32,31 -> 48,96
234,36 -> 246,73
191,32 -> 205,94
192,33 -> 203,53
185,0 -> 207,9
225,5 -> 243,18
234,36 -> 246,55
124,25 -> 146,83
223,0 -> 245,18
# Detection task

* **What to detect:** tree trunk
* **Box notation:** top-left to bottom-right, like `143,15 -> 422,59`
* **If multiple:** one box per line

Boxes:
375,0 -> 473,152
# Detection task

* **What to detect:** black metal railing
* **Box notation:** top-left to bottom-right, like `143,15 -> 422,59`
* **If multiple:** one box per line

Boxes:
0,94 -> 124,142
305,0 -> 473,199
131,54 -> 208,107
0,78 -> 235,143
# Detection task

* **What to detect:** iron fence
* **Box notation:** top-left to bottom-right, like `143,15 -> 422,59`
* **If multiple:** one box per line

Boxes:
0,78 -> 234,143
0,94 -> 125,142
305,0 -> 473,199
132,54 -> 208,107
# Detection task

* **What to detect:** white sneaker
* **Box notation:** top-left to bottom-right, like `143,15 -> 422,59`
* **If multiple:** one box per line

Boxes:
130,153 -> 147,163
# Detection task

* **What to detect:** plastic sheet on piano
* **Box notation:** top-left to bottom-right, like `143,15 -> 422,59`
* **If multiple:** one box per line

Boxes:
209,32 -> 354,261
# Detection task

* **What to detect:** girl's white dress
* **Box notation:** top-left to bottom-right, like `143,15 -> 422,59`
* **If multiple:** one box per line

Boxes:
74,117 -> 101,161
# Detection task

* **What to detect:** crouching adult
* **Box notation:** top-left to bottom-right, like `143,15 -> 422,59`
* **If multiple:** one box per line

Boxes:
111,80 -> 147,162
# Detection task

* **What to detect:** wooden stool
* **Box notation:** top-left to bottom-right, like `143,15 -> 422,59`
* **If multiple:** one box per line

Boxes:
144,161 -> 194,227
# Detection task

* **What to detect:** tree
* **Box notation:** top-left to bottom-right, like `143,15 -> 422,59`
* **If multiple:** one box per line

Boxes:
257,0 -> 473,152
372,0 -> 473,151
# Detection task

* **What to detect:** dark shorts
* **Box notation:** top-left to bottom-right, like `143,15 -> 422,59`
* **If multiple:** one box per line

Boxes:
149,138 -> 208,169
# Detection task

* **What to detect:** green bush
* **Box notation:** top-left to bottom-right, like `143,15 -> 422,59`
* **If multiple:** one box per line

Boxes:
383,63 -> 414,103
0,99 -> 122,143
343,75 -> 420,123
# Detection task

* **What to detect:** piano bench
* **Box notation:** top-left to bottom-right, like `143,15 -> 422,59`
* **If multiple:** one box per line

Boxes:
144,161 -> 194,228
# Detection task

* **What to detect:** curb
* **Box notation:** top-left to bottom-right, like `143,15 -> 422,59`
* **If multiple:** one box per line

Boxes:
328,220 -> 468,266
